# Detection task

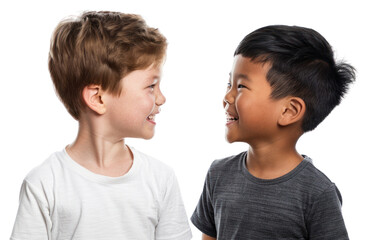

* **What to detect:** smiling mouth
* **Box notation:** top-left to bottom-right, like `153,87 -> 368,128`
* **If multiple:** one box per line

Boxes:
147,115 -> 156,124
226,117 -> 239,124
227,117 -> 239,121
226,113 -> 239,124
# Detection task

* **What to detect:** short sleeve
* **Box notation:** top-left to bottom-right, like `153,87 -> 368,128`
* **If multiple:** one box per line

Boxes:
155,172 -> 192,240
306,184 -> 349,239
11,180 -> 51,240
191,167 -> 217,238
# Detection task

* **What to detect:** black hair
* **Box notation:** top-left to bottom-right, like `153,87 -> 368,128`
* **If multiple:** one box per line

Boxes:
235,25 -> 355,132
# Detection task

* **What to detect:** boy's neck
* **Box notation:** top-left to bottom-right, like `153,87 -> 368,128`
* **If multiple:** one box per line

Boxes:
66,121 -> 133,177
246,141 -> 303,180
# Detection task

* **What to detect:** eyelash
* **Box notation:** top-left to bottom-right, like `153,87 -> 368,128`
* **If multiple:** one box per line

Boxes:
227,83 -> 248,90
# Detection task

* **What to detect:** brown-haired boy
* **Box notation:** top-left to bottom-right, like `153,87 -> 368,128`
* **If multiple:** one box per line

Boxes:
11,11 -> 191,240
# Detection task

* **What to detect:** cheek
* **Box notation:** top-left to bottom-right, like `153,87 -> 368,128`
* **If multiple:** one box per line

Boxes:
235,95 -> 256,116
137,92 -> 156,115
146,92 -> 156,109
236,97 -> 267,123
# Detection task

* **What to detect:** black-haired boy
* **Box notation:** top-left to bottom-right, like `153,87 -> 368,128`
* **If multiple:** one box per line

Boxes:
191,25 -> 355,239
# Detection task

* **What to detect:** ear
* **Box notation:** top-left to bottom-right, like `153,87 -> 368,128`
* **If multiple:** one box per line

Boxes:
278,97 -> 305,127
82,85 -> 106,115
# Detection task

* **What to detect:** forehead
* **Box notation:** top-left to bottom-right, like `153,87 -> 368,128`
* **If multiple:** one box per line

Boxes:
123,63 -> 162,83
231,55 -> 270,79
141,63 -> 162,78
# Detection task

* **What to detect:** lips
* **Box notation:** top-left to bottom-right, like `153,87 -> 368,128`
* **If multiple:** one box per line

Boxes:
226,112 -> 239,124
147,114 -> 156,124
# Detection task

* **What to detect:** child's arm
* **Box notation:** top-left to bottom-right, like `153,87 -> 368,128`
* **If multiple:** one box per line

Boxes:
10,180 -> 51,239
306,184 -> 349,239
191,164 -> 217,239
202,233 -> 216,240
155,172 -> 192,240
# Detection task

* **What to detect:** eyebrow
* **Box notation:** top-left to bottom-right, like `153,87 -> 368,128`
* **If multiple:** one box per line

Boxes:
229,72 -> 251,81
146,75 -> 160,83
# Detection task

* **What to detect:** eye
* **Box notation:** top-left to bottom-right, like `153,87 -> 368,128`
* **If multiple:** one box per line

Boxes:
237,84 -> 248,89
148,78 -> 159,90
147,83 -> 157,91
227,82 -> 232,89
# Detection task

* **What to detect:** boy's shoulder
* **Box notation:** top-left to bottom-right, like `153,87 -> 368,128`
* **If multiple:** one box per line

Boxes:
208,152 -> 337,195
25,147 -> 176,182
297,156 -> 339,196
209,151 -> 246,173
24,151 -> 63,183
205,152 -> 246,184
131,147 -> 173,170
130,147 -> 176,179
22,147 -> 177,194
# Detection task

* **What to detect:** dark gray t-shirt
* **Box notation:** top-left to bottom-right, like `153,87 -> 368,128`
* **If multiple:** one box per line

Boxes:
191,152 -> 348,239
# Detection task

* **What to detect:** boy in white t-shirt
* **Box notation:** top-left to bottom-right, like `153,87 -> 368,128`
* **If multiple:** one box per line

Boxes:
11,11 -> 192,240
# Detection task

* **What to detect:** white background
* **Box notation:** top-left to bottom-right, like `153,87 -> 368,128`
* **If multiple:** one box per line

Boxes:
1,0 -> 368,239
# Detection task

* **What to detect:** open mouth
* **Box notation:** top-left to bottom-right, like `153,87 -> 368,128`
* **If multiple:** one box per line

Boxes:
226,113 -> 239,124
147,115 -> 156,124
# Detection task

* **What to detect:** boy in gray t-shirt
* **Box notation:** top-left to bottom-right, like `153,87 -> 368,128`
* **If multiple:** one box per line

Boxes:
191,25 -> 355,239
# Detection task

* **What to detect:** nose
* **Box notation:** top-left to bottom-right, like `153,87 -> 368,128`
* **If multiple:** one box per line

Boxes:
223,89 -> 234,108
156,89 -> 166,107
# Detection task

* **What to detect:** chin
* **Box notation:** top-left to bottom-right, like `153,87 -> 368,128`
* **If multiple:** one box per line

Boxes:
142,132 -> 155,140
225,134 -> 236,143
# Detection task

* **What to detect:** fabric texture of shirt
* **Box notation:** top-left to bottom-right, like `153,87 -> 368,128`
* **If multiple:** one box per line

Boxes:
11,147 -> 192,240
191,151 -> 348,240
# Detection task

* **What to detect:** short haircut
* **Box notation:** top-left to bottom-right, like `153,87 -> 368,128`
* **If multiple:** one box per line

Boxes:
235,25 -> 355,132
48,11 -> 167,119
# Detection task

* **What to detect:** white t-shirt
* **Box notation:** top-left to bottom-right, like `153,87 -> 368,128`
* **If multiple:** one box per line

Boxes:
11,147 -> 192,240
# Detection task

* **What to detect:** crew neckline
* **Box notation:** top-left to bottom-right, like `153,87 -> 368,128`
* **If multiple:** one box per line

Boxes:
240,151 -> 311,185
60,145 -> 141,184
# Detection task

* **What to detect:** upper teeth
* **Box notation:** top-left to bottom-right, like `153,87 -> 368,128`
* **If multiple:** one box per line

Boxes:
226,112 -> 238,121
148,115 -> 154,120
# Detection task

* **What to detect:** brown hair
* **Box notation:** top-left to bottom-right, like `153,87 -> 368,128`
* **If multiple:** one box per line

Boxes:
48,11 -> 167,119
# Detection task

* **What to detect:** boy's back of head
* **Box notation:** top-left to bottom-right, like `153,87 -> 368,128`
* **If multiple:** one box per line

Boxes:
234,25 -> 355,132
48,11 -> 167,120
